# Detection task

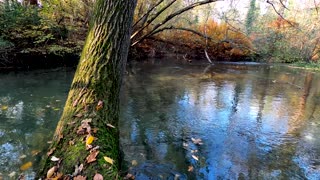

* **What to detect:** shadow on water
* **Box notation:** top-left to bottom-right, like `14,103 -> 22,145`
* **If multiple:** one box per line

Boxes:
0,60 -> 320,179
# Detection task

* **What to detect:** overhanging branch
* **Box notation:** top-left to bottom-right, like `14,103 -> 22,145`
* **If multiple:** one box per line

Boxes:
131,0 -> 222,46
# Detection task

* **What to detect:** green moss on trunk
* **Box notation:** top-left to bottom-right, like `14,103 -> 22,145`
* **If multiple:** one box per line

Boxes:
38,0 -> 136,179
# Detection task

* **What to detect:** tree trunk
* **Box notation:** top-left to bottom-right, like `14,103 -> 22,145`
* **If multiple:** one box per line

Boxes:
38,0 -> 136,179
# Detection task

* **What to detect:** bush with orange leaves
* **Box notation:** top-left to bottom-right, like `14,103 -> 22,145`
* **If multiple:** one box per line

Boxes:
155,20 -> 254,60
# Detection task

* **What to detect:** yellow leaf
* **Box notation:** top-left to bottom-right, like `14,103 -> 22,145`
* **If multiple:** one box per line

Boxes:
20,162 -> 32,171
86,135 -> 94,145
104,156 -> 114,165
1,105 -> 8,110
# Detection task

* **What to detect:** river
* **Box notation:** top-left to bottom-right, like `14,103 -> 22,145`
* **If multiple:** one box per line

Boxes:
0,60 -> 320,179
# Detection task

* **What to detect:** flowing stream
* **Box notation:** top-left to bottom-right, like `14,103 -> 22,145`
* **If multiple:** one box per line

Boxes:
0,60 -> 320,179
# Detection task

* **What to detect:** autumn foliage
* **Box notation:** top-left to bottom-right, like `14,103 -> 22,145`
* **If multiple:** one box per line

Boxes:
149,20 -> 253,60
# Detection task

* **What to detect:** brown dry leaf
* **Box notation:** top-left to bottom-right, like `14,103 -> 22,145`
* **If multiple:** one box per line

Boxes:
92,128 -> 99,133
93,173 -> 103,180
20,162 -> 32,171
46,166 -> 57,179
52,172 -> 63,180
124,173 -> 135,180
103,156 -> 114,165
47,148 -> 56,156
107,124 -> 115,129
74,175 -> 86,180
96,100 -> 103,111
86,150 -> 99,163
72,99 -> 79,107
74,113 -> 83,118
76,127 -> 86,135
192,155 -> 199,161
188,166 -> 194,172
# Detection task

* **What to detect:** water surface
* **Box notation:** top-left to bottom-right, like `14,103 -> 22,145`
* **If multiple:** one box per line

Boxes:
0,61 -> 320,179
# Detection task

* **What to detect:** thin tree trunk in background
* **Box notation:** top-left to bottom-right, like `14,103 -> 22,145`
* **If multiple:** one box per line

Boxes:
38,0 -> 136,178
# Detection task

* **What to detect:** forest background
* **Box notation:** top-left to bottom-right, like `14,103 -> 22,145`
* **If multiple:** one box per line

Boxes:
0,0 -> 320,67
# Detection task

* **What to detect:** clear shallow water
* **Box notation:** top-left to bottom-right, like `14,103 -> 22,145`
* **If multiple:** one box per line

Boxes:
0,61 -> 320,179
0,68 -> 74,179
120,61 -> 320,179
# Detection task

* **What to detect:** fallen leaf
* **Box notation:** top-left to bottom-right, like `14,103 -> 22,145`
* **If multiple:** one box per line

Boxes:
74,113 -> 83,118
86,150 -> 99,163
131,160 -> 138,166
50,156 -> 60,162
103,156 -> 114,165
86,135 -> 94,145
18,174 -> 25,180
73,99 -> 79,107
92,128 -> 99,133
74,175 -> 86,180
93,173 -> 103,180
82,118 -> 92,124
67,121 -> 76,125
124,173 -> 135,180
188,166 -> 194,172
1,105 -> 8,110
20,162 -> 32,171
107,123 -> 115,128
192,155 -> 199,161
92,146 -> 100,151
31,150 -> 41,156
19,155 -> 27,159
68,139 -> 74,146
183,142 -> 188,147
78,164 -> 84,172
46,166 -> 57,178
73,163 -> 84,176
8,172 -> 16,178
47,148 -> 56,156
52,172 -> 63,180
191,138 -> 203,145
96,100 -> 103,111
191,150 -> 198,153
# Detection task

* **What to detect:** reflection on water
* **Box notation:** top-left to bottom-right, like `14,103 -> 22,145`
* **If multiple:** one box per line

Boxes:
0,61 -> 320,179
120,61 -> 320,179
0,68 -> 74,179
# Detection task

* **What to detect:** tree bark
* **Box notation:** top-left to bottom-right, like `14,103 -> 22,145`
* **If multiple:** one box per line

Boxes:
38,0 -> 136,179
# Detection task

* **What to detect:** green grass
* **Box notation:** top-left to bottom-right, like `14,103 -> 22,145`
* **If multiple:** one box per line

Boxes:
290,62 -> 320,71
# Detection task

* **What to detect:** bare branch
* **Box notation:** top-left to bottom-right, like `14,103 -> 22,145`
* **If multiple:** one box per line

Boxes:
279,0 -> 289,10
131,0 -> 177,40
132,0 -> 165,28
131,0 -> 222,46
314,0 -> 319,15
266,0 -> 296,28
